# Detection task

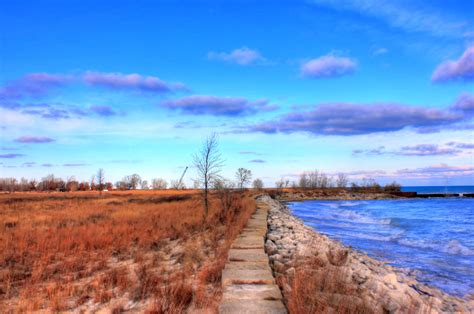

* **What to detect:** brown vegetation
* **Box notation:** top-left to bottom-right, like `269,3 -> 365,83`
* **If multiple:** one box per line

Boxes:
0,189 -> 256,312
281,254 -> 376,313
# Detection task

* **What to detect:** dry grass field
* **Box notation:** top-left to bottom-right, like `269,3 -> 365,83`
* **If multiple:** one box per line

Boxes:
0,189 -> 256,312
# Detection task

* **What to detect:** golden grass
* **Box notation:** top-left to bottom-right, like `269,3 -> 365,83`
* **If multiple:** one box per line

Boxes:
279,254 -> 375,314
0,190 -> 255,312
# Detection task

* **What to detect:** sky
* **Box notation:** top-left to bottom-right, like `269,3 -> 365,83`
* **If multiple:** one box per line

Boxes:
0,0 -> 473,187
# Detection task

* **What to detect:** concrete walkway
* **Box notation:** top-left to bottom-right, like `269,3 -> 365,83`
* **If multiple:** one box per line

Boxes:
218,201 -> 287,314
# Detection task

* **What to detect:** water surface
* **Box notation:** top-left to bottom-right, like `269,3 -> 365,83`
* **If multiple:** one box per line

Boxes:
288,198 -> 474,297
402,185 -> 474,194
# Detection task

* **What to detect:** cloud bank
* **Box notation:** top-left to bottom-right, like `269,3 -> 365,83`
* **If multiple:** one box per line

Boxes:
450,92 -> 474,114
0,73 -> 72,100
248,102 -> 465,136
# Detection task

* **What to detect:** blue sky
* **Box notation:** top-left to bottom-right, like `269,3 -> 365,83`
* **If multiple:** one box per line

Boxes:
1,0 -> 473,186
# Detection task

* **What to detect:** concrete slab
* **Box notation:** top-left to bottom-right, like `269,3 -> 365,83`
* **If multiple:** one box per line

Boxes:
228,249 -> 269,262
232,236 -> 264,249
222,284 -> 283,301
222,269 -> 275,286
241,229 -> 267,237
224,261 -> 272,271
219,300 -> 287,314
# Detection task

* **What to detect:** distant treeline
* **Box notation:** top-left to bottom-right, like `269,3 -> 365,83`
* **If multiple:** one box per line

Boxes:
274,170 -> 401,192
0,173 -> 172,192
0,169 -> 401,193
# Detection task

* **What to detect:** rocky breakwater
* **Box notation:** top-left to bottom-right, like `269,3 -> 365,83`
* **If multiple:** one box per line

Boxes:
260,195 -> 473,313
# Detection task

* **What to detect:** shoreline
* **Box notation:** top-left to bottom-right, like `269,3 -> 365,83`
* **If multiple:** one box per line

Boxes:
260,194 -> 473,313
271,189 -> 474,202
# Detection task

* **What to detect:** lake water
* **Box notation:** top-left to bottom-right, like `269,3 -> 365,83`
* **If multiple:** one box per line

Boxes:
288,198 -> 474,297
402,185 -> 474,194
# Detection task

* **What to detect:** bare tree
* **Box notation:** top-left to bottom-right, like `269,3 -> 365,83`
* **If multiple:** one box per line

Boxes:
252,178 -> 264,190
308,170 -> 319,188
384,181 -> 401,192
97,168 -> 105,194
213,178 -> 235,214
299,173 -> 309,188
122,174 -> 141,189
235,168 -> 252,190
193,133 -> 224,221
275,177 -> 290,189
336,173 -> 349,188
29,179 -> 37,191
152,178 -> 168,190
319,172 -> 330,188
141,180 -> 149,190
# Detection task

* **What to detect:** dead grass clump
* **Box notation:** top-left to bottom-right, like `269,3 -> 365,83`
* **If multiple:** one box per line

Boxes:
326,247 -> 349,266
146,274 -> 193,314
282,255 -> 375,314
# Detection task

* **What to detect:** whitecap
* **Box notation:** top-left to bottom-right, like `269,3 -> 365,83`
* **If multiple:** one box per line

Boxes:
444,240 -> 474,256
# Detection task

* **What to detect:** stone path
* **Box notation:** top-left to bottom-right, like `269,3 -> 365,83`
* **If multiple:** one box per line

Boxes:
218,201 -> 287,314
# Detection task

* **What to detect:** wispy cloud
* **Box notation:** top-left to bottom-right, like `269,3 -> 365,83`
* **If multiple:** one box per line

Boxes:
310,0 -> 469,38
0,153 -> 25,159
249,159 -> 266,163
15,136 -> 55,143
207,47 -> 265,65
446,141 -> 474,149
6,101 -> 120,120
373,47 -> 388,56
239,151 -> 263,155
396,164 -> 474,179
89,105 -> 117,116
247,101 -> 466,136
83,71 -> 187,93
162,95 -> 277,116
301,55 -> 357,78
354,144 -> 464,157
63,163 -> 88,167
432,46 -> 474,83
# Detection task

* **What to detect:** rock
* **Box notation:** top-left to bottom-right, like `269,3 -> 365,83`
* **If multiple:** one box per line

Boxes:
384,273 -> 398,286
269,254 -> 282,262
265,240 -> 278,255
352,273 -> 368,285
273,260 -> 286,273
257,194 -> 472,313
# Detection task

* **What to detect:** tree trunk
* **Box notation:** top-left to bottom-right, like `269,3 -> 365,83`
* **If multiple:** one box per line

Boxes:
204,186 -> 208,222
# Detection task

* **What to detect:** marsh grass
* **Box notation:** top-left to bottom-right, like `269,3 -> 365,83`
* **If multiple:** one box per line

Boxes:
0,189 -> 255,312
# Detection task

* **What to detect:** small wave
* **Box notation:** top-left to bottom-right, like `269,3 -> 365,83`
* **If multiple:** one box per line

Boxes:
337,230 -> 404,242
335,209 -> 391,225
444,240 -> 474,256
397,238 -> 474,256
339,201 -> 360,207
